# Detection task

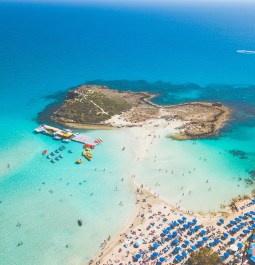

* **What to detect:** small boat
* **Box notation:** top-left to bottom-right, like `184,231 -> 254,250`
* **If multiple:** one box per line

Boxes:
62,139 -> 70,143
53,136 -> 61,140
77,219 -> 82,226
76,159 -> 83,164
42,149 -> 48,155
59,154 -> 63,158
51,159 -> 55,163
55,149 -> 59,153
62,145 -> 66,149
46,155 -> 51,159
55,157 -> 60,161
68,149 -> 73,153
58,147 -> 63,151
50,152 -> 55,156
82,151 -> 92,161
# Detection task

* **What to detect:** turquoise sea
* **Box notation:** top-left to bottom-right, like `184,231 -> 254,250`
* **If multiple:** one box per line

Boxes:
1,2 -> 255,264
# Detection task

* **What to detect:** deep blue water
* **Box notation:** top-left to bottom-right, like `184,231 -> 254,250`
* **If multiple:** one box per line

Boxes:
1,2 -> 255,265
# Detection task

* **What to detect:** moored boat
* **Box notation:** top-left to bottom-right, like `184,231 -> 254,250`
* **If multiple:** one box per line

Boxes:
76,159 -> 83,164
42,149 -> 48,155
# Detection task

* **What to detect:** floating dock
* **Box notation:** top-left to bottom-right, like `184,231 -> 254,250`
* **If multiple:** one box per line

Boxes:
34,124 -> 102,146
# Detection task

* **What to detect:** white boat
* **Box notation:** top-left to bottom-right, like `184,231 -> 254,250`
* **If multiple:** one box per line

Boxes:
53,136 -> 61,140
62,139 -> 71,143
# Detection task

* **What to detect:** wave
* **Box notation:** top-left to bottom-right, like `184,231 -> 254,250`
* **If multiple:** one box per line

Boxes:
236,49 -> 255,55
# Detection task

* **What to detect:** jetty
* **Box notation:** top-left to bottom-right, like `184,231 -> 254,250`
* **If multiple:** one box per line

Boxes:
34,124 -> 102,146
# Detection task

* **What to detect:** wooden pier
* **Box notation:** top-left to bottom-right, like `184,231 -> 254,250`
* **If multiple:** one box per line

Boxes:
34,124 -> 101,146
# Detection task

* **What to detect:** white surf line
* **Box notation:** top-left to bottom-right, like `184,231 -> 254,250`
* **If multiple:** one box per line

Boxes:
236,49 -> 255,54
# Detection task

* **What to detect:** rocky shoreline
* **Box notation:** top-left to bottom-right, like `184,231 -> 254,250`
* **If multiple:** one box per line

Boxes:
40,84 -> 231,139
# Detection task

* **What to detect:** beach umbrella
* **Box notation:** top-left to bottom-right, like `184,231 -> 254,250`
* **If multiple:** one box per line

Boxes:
230,220 -> 236,225
252,217 -> 255,221
159,257 -> 165,262
201,230 -> 207,235
239,215 -> 244,219
241,222 -> 246,226
183,224 -> 188,230
173,238 -> 179,244
230,244 -> 238,252
251,211 -> 255,215
252,199 -> 255,203
252,224 -> 255,229
224,251 -> 230,258
245,213 -> 250,217
190,228 -> 195,233
175,255 -> 182,262
198,241 -> 204,246
168,234 -> 172,239
223,232 -> 229,238
195,225 -> 200,231
162,229 -> 168,235
178,219 -> 183,224
202,237 -> 208,242
248,226 -> 252,231
237,242 -> 243,249
191,245 -> 197,251
152,252 -> 158,257
235,217 -> 240,222
182,216 -> 187,221
184,240 -> 190,245
192,218 -> 197,224
173,221 -> 178,226
230,237 -> 236,243
243,229 -> 249,234
237,224 -> 242,229
172,231 -> 178,237
182,251 -> 187,257
134,241 -> 140,247
135,253 -> 141,259
174,247 -> 181,252
167,226 -> 172,231
219,219 -> 224,224
209,242 -> 214,247
153,242 -> 159,249
187,221 -> 193,227
214,238 -> 220,244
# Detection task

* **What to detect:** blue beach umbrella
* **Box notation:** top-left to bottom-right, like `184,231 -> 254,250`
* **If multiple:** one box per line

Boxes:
182,216 -> 187,221
175,255 -> 182,262
153,242 -> 159,249
201,230 -> 207,235
182,251 -> 187,257
243,229 -> 249,234
252,199 -> 255,203
168,234 -> 172,239
252,224 -> 255,229
223,232 -> 229,238
237,242 -> 243,249
135,253 -> 141,259
198,241 -> 204,246
174,247 -> 181,252
173,221 -> 178,227
250,211 -> 255,215
192,218 -> 197,224
152,252 -> 158,257
172,231 -> 178,237
191,245 -> 197,251
159,257 -> 165,262
214,238 -> 220,244
162,229 -> 168,235
184,240 -> 190,245
178,219 -> 183,224
248,226 -> 252,231
239,215 -> 244,219
187,221 -> 193,227
202,237 -> 208,242
230,238 -> 236,243
245,213 -> 250,217
195,225 -> 200,231
173,238 -> 179,244
183,224 -> 188,230
190,228 -> 195,233
230,220 -> 236,225
224,252 -> 230,258
167,226 -> 172,231
219,219 -> 224,224
209,242 -> 214,247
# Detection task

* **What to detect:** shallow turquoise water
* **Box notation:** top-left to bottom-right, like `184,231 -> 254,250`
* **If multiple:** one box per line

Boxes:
0,2 -> 255,264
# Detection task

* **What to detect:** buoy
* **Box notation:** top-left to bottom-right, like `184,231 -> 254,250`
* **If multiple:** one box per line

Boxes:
43,150 -> 48,155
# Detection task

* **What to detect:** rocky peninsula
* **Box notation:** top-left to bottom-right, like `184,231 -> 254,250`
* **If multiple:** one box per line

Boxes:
46,84 -> 230,139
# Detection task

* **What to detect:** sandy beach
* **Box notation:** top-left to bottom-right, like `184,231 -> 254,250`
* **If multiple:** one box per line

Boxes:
87,118 -> 255,265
